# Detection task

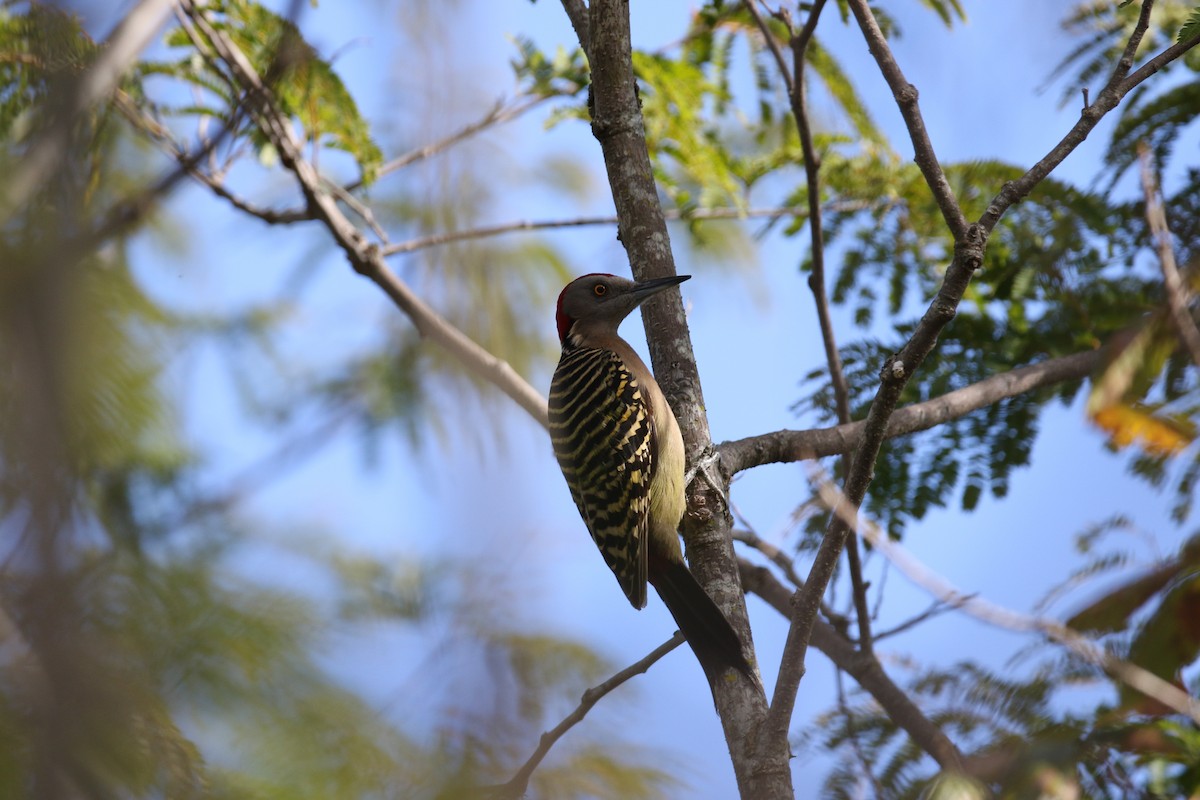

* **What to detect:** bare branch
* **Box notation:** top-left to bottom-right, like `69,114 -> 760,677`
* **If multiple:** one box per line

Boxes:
844,0 -> 967,240
835,666 -> 886,797
871,597 -> 964,642
743,1 -> 794,97
484,634 -> 686,800
178,0 -> 550,428
732,528 -> 806,591
380,206 -> 799,256
978,1 -> 1200,231
113,91 -> 311,225
1139,145 -> 1200,368
730,514 -> 848,630
347,95 -> 558,192
809,465 -> 1200,726
747,0 -> 877,667
738,558 -> 965,770
719,349 -> 1099,474
2,0 -> 175,220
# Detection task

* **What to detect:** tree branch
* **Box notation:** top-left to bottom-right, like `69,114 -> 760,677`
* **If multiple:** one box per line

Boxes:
485,634 -> 686,799
738,557 -> 965,770
843,0 -> 967,240
748,0 -> 878,663
380,207 -> 799,256
977,0 -> 1200,232
346,95 -> 559,193
178,0 -> 550,428
1139,145 -> 1200,368
808,466 -> 1200,726
719,348 -> 1098,474
673,0 -> 1188,759
582,1 -> 785,795
113,90 -> 311,225
559,0 -> 591,60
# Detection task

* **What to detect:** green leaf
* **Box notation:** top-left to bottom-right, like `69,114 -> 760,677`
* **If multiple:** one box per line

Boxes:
1178,6 -> 1200,44
166,0 -> 383,183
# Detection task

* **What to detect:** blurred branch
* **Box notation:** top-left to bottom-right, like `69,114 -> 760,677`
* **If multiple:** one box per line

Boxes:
719,349 -> 1099,474
380,207 -> 799,256
1139,144 -> 1200,368
2,0 -> 175,220
113,91 -> 310,225
808,465 -> 1200,726
871,596 -> 964,643
177,0 -> 550,427
738,558 -> 965,770
844,0 -> 967,240
834,665 -> 886,797
484,633 -> 685,800
347,95 -> 558,192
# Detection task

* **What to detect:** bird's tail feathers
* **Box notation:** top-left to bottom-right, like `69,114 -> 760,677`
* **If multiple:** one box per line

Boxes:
650,560 -> 753,684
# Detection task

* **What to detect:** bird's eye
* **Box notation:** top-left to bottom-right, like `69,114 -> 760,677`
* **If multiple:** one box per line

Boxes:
593,284 -> 607,297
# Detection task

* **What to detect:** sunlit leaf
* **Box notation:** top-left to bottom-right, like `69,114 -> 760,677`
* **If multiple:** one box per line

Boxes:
1090,403 -> 1195,457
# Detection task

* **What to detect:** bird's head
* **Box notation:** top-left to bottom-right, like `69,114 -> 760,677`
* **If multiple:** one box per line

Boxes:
555,272 -> 691,346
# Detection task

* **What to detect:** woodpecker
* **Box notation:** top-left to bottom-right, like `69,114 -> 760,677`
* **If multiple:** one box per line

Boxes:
548,272 -> 750,683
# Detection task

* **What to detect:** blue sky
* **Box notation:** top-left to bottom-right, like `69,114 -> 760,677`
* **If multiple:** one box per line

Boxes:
112,0 -> 1189,796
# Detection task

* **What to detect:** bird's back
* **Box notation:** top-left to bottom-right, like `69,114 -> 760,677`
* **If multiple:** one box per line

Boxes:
548,343 -> 653,608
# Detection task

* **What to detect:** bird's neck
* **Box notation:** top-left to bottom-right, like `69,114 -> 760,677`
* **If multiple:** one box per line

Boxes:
567,324 -> 655,390
566,319 -> 623,352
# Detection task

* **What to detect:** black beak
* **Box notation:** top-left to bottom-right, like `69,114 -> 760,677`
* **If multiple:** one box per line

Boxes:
631,274 -> 691,302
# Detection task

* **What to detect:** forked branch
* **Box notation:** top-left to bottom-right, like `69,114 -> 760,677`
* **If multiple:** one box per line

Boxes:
809,466 -> 1200,726
485,634 -> 686,799
764,0 -> 1200,751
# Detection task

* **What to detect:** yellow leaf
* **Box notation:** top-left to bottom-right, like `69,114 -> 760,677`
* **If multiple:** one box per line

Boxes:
1090,404 -> 1194,457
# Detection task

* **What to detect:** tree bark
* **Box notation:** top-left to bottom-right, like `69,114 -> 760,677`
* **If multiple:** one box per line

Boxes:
585,1 -> 792,796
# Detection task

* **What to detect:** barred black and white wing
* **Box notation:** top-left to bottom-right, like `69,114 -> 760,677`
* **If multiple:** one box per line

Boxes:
548,345 -> 654,609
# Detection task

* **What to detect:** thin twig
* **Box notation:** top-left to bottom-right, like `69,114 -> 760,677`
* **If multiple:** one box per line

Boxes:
808,465 -> 1200,725
978,0 -> 1179,232
559,0 -> 591,60
381,207 -> 799,256
730,518 -> 847,630
870,597 -> 964,643
843,0 -> 967,240
113,90 -> 311,225
737,557 -> 965,769
834,666 -> 886,797
732,528 -> 807,590
325,178 -> 389,244
346,95 -> 559,192
1138,144 -> 1200,368
484,633 -> 686,799
743,1 -> 793,96
748,0 -> 873,662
